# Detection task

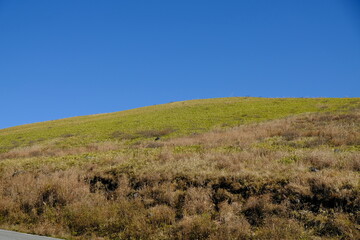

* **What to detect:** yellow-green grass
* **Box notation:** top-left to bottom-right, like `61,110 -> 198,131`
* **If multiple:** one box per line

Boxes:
1,97 -> 359,153
0,98 -> 359,239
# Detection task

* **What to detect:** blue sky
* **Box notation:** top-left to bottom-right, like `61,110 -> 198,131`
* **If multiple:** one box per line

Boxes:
0,0 -> 359,129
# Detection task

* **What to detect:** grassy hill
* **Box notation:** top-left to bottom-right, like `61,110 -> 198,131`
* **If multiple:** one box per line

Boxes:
0,97 -> 359,240
0,97 -> 357,152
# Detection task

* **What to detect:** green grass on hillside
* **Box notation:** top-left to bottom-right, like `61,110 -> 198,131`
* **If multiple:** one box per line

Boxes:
1,97 -> 359,153
0,97 -> 359,239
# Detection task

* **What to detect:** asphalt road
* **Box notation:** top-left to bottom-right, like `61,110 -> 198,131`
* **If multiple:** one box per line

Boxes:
0,230 -> 62,240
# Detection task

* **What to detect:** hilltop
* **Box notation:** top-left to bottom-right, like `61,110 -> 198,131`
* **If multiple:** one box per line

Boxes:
0,97 -> 359,240
0,97 -> 357,152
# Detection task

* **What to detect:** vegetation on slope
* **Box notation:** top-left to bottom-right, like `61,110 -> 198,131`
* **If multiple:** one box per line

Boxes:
1,97 -> 358,153
0,98 -> 359,239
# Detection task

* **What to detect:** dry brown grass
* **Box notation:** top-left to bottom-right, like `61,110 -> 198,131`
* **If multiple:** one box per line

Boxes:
0,111 -> 359,239
0,141 -> 120,160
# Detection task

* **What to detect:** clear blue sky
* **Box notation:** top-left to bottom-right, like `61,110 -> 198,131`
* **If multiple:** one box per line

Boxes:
0,0 -> 359,129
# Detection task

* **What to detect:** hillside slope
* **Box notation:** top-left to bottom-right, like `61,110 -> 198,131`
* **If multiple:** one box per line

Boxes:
0,97 -> 359,240
0,97 -> 358,153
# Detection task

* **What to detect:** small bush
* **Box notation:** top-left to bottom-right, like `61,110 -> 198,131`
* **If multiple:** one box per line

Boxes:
183,187 -> 214,216
110,131 -> 137,140
137,128 -> 175,138
254,217 -> 307,240
212,202 -> 251,240
148,205 -> 176,226
242,195 -> 284,226
173,215 -> 216,240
